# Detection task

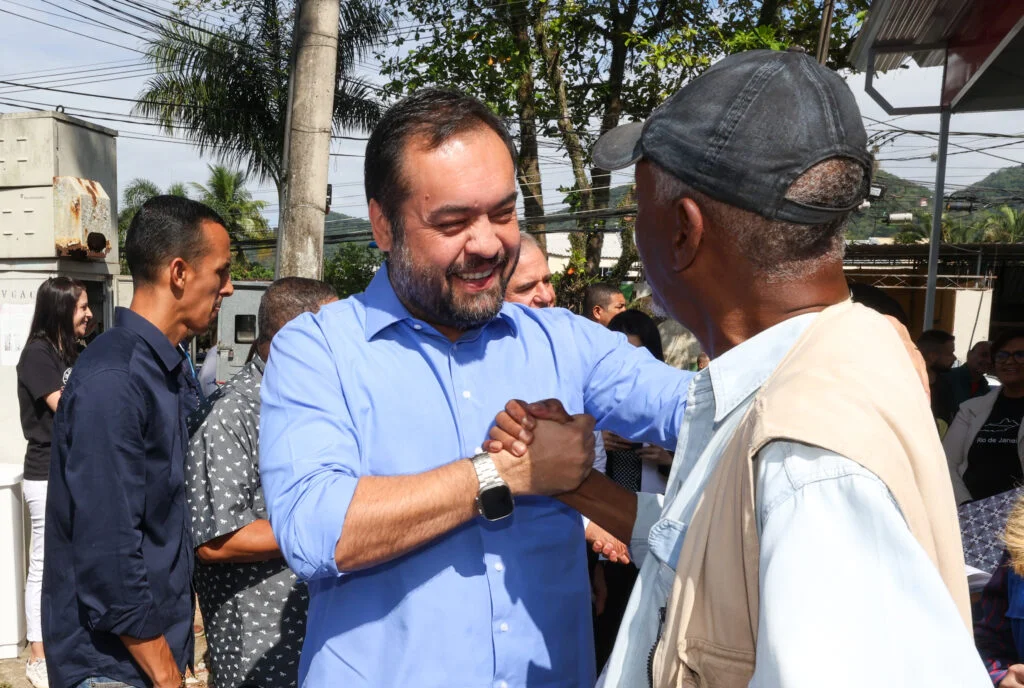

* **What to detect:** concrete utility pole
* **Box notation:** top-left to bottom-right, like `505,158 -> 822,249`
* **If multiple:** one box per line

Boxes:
275,0 -> 339,279
816,0 -> 836,64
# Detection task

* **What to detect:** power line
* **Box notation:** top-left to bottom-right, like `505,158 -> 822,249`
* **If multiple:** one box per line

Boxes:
0,6 -> 147,54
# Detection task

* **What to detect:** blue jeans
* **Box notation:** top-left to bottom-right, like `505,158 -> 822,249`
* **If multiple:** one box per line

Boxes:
74,678 -> 137,688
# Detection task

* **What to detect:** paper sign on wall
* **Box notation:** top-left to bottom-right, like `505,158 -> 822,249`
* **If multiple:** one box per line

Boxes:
0,304 -> 34,367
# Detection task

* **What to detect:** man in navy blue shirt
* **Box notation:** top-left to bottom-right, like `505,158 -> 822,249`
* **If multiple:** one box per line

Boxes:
44,195 -> 234,688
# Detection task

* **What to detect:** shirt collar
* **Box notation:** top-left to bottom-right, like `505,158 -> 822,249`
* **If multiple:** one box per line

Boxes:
251,353 -> 265,376
362,262 -> 518,341
114,307 -> 183,372
707,312 -> 819,423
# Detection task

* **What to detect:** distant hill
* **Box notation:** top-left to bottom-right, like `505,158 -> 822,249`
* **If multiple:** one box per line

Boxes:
846,169 -> 933,240
324,211 -> 373,255
959,165 -> 1024,205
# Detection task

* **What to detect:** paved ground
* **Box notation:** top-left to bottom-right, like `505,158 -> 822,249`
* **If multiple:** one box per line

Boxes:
0,613 -> 209,688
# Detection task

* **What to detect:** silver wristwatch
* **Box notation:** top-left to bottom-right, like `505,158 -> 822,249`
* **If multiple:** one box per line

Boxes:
471,452 -> 514,521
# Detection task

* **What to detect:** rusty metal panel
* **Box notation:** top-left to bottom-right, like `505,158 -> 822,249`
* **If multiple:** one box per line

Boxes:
53,177 -> 112,260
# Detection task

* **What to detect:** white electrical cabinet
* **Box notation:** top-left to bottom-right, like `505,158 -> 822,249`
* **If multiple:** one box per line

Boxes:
0,112 -> 118,265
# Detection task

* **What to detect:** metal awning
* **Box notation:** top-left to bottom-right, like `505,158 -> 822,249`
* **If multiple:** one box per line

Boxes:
849,0 -> 1024,330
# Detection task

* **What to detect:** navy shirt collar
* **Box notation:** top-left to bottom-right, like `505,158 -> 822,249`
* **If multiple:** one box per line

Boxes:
114,307 -> 184,372
362,263 -> 518,341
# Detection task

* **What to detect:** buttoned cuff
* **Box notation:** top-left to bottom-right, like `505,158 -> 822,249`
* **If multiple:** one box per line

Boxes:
631,492 -> 664,563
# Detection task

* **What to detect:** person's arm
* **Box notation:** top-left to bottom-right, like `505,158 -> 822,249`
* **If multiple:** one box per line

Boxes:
43,390 -> 60,413
187,402 -> 279,564
119,636 -> 183,688
19,343 -> 63,413
565,311 -> 693,450
260,316 -> 597,578
943,406 -> 975,504
488,398 -> 661,555
196,520 -> 280,564
63,370 -> 181,686
749,441 -> 990,687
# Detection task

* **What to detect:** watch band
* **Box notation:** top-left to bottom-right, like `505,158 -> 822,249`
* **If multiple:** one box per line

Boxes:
471,452 -> 505,491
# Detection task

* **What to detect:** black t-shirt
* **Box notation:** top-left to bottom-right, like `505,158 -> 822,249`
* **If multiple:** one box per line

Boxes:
17,339 -> 72,481
963,392 -> 1024,500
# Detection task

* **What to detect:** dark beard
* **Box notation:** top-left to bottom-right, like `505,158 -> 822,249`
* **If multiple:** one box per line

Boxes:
387,236 -> 519,330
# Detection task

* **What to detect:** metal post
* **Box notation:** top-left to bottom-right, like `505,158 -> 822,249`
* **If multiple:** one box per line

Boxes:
923,108 -> 951,331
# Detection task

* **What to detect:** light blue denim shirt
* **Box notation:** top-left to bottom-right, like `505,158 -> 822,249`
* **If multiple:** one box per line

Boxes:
259,265 -> 693,688
600,313 -> 989,687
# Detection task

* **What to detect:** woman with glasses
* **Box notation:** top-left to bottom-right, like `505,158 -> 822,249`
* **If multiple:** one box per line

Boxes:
945,329 -> 1024,504
16,276 -> 91,688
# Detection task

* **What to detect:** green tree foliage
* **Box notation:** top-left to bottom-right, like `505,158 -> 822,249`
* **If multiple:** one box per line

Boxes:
378,0 -> 868,282
135,0 -> 387,207
323,243 -> 383,298
117,178 -> 189,274
982,206 -> 1024,243
191,164 -> 272,265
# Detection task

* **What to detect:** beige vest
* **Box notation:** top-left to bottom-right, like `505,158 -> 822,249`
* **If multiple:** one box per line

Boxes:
651,301 -> 971,688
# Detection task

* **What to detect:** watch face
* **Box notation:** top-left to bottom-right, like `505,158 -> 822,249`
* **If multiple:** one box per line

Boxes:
479,485 -> 514,521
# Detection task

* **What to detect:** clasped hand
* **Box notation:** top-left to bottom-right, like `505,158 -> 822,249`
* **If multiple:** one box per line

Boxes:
487,398 -> 631,565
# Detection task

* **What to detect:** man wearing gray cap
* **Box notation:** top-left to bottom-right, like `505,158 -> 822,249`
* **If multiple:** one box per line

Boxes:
492,49 -> 987,686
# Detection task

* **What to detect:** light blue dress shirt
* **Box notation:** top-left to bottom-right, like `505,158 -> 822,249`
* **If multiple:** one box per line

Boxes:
600,313 -> 989,687
259,266 -> 693,687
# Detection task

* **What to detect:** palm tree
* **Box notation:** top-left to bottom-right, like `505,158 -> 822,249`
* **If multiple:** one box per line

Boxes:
982,206 -> 1024,243
117,178 -> 189,274
191,164 -> 271,263
133,1 -> 386,210
118,178 -> 190,242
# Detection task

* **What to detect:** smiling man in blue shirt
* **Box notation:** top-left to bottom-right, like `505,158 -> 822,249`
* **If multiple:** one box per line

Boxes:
258,89 -> 692,687
45,196 -> 234,688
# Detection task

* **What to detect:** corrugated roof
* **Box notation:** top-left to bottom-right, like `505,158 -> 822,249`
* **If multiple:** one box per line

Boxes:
851,0 -> 971,71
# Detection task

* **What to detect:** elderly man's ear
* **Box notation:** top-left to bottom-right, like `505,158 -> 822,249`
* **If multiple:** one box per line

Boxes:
671,197 -> 705,273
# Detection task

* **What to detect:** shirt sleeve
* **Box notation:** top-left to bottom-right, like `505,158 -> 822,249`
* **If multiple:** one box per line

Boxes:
186,398 -> 260,549
750,441 -> 990,688
569,314 -> 692,452
259,315 -> 361,581
64,369 -> 165,639
18,342 -> 63,401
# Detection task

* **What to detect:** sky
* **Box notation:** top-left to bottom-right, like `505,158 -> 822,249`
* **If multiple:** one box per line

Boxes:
1,1 -> 1022,236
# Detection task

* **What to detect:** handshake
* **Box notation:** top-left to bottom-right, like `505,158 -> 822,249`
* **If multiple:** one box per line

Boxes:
485,398 -> 594,498
485,399 -> 630,565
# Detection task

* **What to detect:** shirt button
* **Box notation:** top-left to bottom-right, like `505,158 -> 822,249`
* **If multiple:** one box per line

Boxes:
462,390 -> 472,399
413,324 -> 422,330
499,622 -> 509,632
494,562 -> 505,572
496,682 -> 509,688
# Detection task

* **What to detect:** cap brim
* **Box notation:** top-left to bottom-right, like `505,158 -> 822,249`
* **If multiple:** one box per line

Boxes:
592,121 -> 644,171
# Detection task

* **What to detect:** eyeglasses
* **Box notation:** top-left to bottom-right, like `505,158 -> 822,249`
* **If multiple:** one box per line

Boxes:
994,350 -> 1024,364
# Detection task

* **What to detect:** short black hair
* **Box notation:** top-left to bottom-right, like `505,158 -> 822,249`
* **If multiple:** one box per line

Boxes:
848,282 -> 908,327
364,88 -> 517,241
992,329 -> 1024,355
583,283 -> 623,317
608,309 -> 665,362
917,329 -> 955,355
257,277 -> 338,348
124,195 -> 228,285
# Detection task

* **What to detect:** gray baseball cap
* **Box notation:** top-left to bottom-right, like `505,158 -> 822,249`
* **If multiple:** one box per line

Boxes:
592,49 -> 873,225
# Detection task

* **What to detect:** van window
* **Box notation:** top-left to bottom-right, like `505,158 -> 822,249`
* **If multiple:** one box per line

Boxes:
235,314 -> 257,343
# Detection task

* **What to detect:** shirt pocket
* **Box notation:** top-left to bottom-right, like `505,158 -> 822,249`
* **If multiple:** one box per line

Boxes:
648,518 -> 687,572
